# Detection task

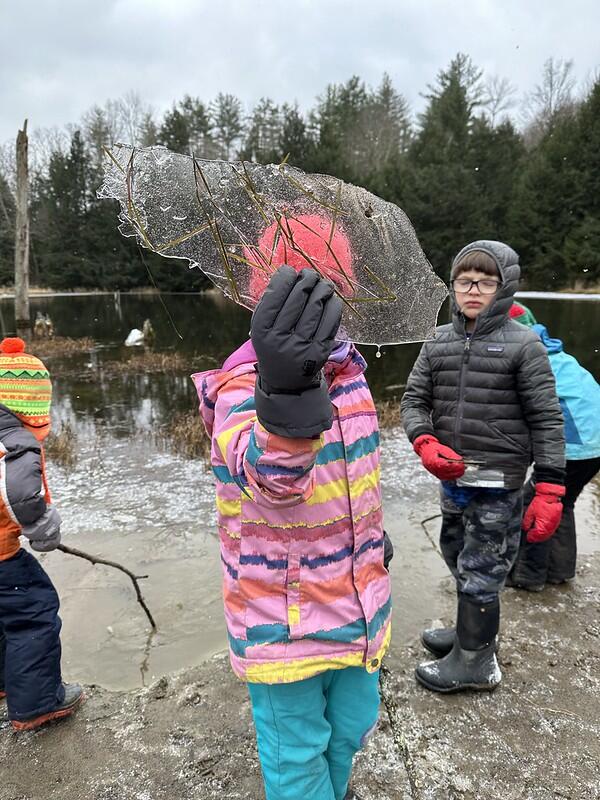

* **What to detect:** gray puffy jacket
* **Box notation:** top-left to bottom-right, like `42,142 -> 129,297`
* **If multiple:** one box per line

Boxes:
401,240 -> 565,489
0,404 -> 61,552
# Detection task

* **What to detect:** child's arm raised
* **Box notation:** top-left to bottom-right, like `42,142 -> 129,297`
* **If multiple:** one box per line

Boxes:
251,266 -> 342,439
212,266 -> 342,508
212,382 -> 322,508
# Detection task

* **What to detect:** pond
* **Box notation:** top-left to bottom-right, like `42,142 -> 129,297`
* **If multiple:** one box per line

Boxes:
1,291 -> 598,690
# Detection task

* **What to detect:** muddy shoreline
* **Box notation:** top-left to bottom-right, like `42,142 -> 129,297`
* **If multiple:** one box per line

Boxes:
2,488 -> 599,800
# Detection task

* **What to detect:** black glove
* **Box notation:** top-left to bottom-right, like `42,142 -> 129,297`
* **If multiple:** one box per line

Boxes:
251,266 -> 342,438
383,530 -> 394,570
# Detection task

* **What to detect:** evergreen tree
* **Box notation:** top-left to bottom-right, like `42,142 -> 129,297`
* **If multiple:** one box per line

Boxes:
239,98 -> 281,163
508,108 -> 580,287
159,105 -> 191,154
210,93 -> 244,159
33,130 -> 93,288
0,172 -> 15,285
469,117 -> 525,240
401,54 -> 487,275
562,78 -> 600,286
139,112 -> 160,147
159,95 -> 215,157
278,103 -> 314,168
308,76 -> 369,181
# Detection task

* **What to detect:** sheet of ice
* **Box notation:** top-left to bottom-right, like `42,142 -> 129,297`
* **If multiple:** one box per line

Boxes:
99,144 -> 448,345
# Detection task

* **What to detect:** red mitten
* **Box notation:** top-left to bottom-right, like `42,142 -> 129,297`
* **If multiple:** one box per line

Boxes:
413,435 -> 465,481
523,482 -> 566,543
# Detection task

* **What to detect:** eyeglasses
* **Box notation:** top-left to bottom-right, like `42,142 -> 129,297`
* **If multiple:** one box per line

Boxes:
451,278 -> 500,295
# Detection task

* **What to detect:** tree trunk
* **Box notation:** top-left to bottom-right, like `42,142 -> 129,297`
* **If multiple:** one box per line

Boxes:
15,120 -> 30,340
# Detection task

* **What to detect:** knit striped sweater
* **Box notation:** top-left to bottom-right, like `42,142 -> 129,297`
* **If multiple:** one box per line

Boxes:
193,342 -> 391,684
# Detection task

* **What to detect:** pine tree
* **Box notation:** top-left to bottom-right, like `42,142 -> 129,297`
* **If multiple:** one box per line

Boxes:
508,109 -> 580,287
402,54 -> 487,275
33,130 -> 93,288
0,172 -> 15,285
239,98 -> 282,163
210,93 -> 244,160
278,103 -> 314,168
562,78 -> 600,286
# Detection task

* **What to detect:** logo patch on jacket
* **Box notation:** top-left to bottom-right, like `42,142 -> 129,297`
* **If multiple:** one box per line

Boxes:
487,345 -> 504,353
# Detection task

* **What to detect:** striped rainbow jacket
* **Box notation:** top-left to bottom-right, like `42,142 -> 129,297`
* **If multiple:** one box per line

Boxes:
193,340 -> 391,684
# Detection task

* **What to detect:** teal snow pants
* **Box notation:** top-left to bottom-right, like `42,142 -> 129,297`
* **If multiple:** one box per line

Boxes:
247,666 -> 380,800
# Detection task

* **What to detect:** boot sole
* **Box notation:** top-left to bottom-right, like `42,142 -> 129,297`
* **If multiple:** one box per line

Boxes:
415,669 -> 500,694
11,693 -> 85,731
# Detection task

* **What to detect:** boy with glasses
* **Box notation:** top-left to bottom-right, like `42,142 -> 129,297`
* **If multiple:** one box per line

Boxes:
400,240 -> 565,692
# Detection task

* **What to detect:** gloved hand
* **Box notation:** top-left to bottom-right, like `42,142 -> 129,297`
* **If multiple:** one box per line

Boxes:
30,528 -> 61,552
523,482 -> 566,543
413,435 -> 466,481
251,266 -> 342,438
383,530 -> 394,570
21,505 -> 62,552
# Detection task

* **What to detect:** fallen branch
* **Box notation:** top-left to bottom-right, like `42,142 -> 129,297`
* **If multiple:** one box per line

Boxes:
419,513 -> 442,556
510,688 -> 586,722
57,544 -> 157,630
379,664 -> 424,800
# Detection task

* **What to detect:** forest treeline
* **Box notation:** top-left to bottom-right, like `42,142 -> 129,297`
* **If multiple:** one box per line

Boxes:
0,53 -> 598,292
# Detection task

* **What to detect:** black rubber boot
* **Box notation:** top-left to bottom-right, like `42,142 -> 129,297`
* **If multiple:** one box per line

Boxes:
415,596 -> 501,693
344,791 -> 364,800
507,530 -> 548,591
421,626 -> 455,658
547,506 -> 576,584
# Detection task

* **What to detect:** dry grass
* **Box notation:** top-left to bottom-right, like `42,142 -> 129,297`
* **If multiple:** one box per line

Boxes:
158,400 -> 401,466
45,423 -> 78,469
375,398 -> 402,429
29,337 -> 95,358
109,350 -> 189,374
156,410 -> 212,462
108,351 -> 219,375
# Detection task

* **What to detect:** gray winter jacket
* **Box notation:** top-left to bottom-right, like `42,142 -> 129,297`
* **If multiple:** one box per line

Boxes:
0,404 -> 61,555
401,241 -> 565,489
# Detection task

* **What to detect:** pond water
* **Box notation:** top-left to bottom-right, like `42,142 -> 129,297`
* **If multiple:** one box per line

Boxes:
1,291 -> 598,690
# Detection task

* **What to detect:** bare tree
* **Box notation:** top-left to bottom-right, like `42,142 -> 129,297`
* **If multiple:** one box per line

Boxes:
521,58 -> 577,142
15,121 -> 30,338
29,126 -> 69,175
117,91 -> 154,146
83,103 -> 123,168
482,75 -> 517,127
0,140 -> 16,190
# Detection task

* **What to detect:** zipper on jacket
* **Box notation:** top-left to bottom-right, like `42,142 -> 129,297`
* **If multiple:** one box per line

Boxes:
453,336 -> 471,451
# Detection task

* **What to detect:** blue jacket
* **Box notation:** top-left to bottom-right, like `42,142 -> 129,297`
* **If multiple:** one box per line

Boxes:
533,324 -> 600,461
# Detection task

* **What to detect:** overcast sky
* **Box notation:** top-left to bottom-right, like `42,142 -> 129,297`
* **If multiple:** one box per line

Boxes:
1,0 -> 599,144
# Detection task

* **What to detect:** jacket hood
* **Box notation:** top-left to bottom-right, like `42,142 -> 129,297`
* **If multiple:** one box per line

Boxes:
532,324 -> 564,355
0,404 -> 45,448
0,403 -> 22,432
450,240 -> 521,337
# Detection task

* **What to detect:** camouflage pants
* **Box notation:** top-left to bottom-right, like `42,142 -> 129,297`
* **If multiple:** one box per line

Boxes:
439,487 -> 523,604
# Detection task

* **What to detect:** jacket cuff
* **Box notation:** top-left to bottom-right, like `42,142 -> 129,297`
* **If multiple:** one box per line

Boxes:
533,465 -> 565,486
408,424 -> 436,444
255,376 -> 333,438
